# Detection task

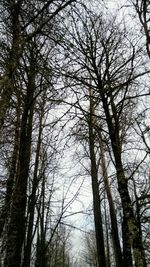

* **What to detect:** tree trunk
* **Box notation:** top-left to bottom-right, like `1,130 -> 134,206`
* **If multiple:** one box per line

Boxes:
4,54 -> 35,267
0,0 -> 23,126
35,174 -> 47,267
88,93 -> 106,267
98,131 -> 124,267
104,199 -> 111,267
0,111 -> 20,237
101,93 -> 147,267
22,116 -> 43,267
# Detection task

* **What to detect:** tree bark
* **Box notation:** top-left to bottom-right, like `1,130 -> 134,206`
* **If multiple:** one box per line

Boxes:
98,131 -> 124,267
101,92 -> 147,267
4,53 -> 35,267
88,92 -> 106,267
22,114 -> 43,267
0,0 -> 23,126
0,111 -> 20,237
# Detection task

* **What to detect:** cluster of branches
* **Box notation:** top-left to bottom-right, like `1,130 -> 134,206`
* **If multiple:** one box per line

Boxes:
0,1 -> 150,267
58,2 -> 150,267
0,1 -> 82,267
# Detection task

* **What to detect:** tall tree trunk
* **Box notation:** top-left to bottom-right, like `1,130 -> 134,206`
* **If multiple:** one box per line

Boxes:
104,199 -> 111,267
98,131 -> 124,267
0,110 -> 20,237
101,92 -> 147,267
133,178 -> 146,263
35,174 -> 47,267
22,115 -> 43,267
88,92 -> 106,267
4,54 -> 35,267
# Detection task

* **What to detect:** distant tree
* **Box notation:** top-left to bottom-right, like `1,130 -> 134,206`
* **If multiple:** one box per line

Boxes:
81,230 -> 98,267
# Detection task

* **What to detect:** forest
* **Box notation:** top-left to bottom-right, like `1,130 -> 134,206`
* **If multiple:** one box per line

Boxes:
0,0 -> 150,266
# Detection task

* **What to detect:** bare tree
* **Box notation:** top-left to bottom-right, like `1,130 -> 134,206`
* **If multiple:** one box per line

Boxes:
0,0 -> 77,127
81,230 -> 98,267
60,5 -> 149,266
